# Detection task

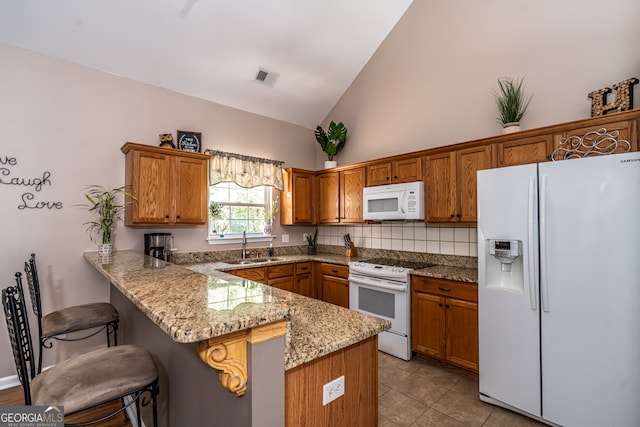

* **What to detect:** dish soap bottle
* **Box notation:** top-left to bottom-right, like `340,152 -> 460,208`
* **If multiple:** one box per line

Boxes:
268,243 -> 274,258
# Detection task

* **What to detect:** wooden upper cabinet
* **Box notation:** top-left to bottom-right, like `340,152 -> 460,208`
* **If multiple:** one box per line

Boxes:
174,156 -> 209,224
551,118 -> 638,159
497,135 -> 553,167
317,171 -> 340,224
456,145 -> 494,222
424,145 -> 493,223
122,142 -> 208,226
424,152 -> 456,223
281,168 -> 315,225
366,156 -> 422,186
340,167 -> 365,223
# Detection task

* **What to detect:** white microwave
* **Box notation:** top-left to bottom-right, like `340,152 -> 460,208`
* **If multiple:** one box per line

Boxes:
363,181 -> 425,221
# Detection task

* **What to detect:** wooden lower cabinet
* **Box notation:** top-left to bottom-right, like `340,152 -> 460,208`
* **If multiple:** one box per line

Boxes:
268,263 -> 295,292
229,262 -> 318,298
285,336 -> 378,426
412,276 -> 478,372
318,263 -> 349,308
294,262 -> 314,298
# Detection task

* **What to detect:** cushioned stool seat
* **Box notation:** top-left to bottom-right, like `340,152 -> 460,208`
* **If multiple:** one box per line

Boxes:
31,344 -> 158,414
42,302 -> 119,337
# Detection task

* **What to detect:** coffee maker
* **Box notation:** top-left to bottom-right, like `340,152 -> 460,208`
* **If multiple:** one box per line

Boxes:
144,233 -> 173,262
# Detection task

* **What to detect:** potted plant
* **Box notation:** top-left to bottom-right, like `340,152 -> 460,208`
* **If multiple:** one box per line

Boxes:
81,185 -> 136,255
209,201 -> 224,234
314,121 -> 348,168
306,227 -> 318,255
493,77 -> 533,134
263,198 -> 279,235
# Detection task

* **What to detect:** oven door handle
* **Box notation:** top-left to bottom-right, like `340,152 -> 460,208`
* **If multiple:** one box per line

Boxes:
348,275 -> 408,293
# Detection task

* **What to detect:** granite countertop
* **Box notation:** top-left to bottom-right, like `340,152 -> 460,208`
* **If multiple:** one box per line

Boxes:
84,250 -> 390,370
190,253 -> 478,284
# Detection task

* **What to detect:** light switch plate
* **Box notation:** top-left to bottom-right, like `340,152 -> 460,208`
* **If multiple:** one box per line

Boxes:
282,234 -> 289,243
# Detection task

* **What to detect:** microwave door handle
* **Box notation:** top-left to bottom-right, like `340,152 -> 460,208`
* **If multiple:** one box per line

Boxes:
400,190 -> 407,213
348,275 -> 407,292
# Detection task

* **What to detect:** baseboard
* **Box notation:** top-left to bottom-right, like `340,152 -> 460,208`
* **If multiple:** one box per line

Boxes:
0,374 -> 20,390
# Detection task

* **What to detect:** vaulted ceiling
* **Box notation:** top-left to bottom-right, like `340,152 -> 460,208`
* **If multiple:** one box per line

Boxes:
0,0 -> 413,128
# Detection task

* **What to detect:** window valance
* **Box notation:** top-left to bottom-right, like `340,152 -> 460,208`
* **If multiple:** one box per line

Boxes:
206,149 -> 284,191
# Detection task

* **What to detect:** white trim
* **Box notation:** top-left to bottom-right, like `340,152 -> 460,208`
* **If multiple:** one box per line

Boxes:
207,235 -> 276,245
0,373 -> 20,390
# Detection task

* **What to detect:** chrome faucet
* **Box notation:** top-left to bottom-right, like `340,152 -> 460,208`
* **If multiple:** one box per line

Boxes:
241,230 -> 247,259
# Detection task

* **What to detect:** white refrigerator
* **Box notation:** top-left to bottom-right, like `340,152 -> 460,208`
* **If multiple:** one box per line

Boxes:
477,152 -> 640,427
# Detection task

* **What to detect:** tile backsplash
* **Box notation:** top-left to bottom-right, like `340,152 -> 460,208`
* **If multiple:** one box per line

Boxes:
318,223 -> 478,257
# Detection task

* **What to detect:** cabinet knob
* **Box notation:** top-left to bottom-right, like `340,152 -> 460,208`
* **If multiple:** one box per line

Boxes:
393,176 -> 398,179
456,214 -> 461,218
386,177 -> 390,180
331,269 -> 338,273
438,287 -> 451,292
450,214 -> 455,218
176,215 -> 181,219
439,303 -> 443,307
445,304 -> 450,308
165,215 -> 170,219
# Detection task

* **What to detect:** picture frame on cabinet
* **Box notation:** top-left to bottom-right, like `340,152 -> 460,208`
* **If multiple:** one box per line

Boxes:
177,130 -> 202,152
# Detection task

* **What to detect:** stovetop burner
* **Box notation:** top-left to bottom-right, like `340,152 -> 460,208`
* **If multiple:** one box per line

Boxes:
357,258 -> 433,270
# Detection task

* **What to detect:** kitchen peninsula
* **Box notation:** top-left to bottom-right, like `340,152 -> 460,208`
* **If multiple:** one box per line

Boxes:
84,250 -> 390,427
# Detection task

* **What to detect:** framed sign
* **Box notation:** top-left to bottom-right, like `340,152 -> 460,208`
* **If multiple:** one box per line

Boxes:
177,130 -> 202,152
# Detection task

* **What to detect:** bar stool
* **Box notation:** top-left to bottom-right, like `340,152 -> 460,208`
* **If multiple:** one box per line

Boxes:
23,253 -> 119,374
3,285 -> 159,427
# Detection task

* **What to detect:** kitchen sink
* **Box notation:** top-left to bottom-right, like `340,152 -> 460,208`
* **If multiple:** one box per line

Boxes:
225,258 -> 279,265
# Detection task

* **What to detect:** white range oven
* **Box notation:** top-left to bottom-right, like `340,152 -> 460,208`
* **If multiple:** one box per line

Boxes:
349,258 -> 429,361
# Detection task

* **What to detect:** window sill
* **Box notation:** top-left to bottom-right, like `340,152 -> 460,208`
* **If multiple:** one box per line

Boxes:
207,235 -> 276,245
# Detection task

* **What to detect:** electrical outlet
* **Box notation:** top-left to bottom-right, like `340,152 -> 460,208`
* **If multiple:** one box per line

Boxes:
282,234 -> 289,243
322,375 -> 345,406
303,233 -> 308,242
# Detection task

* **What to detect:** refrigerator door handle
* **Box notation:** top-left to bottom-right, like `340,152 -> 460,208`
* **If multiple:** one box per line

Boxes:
527,176 -> 537,311
540,174 -> 550,312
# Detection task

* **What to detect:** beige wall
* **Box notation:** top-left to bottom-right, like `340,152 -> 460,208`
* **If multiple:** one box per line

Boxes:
317,0 -> 640,167
0,43 -> 315,379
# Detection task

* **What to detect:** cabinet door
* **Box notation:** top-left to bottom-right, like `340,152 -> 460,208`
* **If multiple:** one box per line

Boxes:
424,152 -> 456,223
294,273 -> 313,298
128,150 -> 172,224
174,156 -> 208,224
317,172 -> 340,223
269,276 -> 294,292
497,135 -> 553,167
321,275 -> 349,308
366,162 -> 392,186
551,119 -> 638,159
392,157 -> 422,183
456,145 -> 493,223
340,167 -> 365,223
412,292 -> 445,358
445,298 -> 478,372
293,173 -> 315,224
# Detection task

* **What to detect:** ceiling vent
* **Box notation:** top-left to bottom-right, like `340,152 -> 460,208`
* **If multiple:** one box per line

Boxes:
254,68 -> 279,87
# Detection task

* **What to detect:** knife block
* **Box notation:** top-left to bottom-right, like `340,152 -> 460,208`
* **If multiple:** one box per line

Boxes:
346,243 -> 357,257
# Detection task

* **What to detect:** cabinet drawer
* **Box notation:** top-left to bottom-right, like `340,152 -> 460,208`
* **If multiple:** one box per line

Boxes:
413,277 -> 477,302
268,263 -> 294,279
295,262 -> 313,275
232,267 -> 266,282
319,263 -> 349,278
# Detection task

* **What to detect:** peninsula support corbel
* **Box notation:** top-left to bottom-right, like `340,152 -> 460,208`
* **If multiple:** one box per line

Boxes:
197,320 -> 287,396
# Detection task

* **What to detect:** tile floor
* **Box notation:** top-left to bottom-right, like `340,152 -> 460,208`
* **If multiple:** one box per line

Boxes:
378,352 -> 545,426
